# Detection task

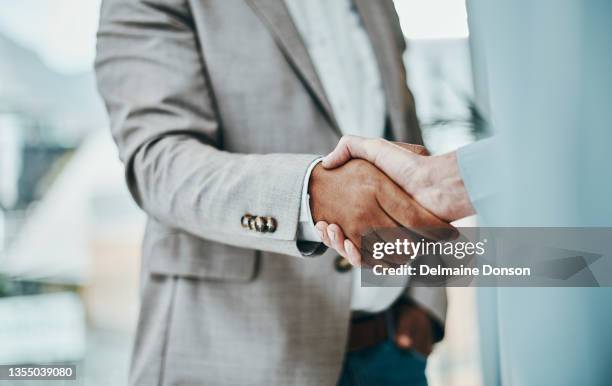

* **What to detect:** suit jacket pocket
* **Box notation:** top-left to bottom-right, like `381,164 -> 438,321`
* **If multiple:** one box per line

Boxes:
146,231 -> 258,282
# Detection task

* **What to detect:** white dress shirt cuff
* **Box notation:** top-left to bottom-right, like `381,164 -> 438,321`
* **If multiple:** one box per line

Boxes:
297,158 -> 323,242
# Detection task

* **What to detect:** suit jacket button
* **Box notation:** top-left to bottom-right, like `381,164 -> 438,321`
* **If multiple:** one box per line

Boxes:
254,216 -> 267,232
334,256 -> 352,273
264,217 -> 277,233
247,216 -> 256,231
241,214 -> 253,228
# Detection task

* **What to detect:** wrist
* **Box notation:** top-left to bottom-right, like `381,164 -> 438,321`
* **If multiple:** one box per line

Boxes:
411,151 -> 475,222
440,152 -> 474,218
308,162 -> 327,223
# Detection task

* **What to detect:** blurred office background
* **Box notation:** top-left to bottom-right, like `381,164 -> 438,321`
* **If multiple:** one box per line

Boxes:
0,0 -> 482,385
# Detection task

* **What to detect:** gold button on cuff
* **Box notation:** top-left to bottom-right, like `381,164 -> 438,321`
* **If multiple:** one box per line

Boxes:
254,216 -> 267,232
334,255 -> 352,273
241,214 -> 252,228
242,214 -> 277,233
265,217 -> 277,233
247,217 -> 256,231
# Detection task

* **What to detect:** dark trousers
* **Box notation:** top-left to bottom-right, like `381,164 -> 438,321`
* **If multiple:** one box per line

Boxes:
338,311 -> 428,386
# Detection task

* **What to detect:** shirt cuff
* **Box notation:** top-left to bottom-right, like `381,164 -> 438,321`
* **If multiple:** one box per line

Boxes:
456,138 -> 499,216
297,158 -> 323,242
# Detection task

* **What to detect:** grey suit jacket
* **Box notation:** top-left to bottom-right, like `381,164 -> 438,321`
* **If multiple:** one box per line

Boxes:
95,0 -> 446,384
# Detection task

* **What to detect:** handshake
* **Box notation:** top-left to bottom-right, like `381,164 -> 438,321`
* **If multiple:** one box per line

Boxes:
309,136 -> 475,266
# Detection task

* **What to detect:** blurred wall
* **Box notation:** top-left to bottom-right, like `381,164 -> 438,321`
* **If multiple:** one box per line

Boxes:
468,1 -> 612,385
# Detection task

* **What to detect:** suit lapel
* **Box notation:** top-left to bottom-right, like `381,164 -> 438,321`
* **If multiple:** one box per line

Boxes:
246,0 -> 341,135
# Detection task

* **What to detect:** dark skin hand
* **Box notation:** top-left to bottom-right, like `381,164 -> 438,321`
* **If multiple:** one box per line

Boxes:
311,148 -> 440,357
309,159 -> 458,264
316,141 -> 466,266
322,136 -> 475,223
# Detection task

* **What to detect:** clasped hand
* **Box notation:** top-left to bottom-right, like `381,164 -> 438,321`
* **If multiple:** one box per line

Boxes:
309,136 -> 475,266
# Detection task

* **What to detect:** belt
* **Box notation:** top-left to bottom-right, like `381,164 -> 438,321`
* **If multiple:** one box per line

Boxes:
347,312 -> 391,352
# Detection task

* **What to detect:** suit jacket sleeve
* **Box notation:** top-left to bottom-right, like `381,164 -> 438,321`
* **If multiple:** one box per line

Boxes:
95,0 -> 319,258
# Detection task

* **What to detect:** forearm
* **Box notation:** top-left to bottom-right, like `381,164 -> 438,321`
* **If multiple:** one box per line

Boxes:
130,134 -> 320,257
96,0 -> 325,257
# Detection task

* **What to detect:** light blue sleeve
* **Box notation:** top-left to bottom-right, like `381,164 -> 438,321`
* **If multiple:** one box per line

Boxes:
456,138 -> 500,222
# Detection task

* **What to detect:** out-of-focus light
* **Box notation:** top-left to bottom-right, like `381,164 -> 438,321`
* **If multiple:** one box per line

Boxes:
0,115 -> 23,210
0,0 -> 101,74
394,0 -> 469,39
0,292 -> 86,364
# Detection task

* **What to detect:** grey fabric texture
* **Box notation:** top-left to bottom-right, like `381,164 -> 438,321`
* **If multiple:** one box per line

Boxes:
95,0 -> 445,384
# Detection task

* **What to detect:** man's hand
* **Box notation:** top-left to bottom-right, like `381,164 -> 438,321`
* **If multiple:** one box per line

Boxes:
309,159 -> 457,265
322,135 -> 475,222
395,302 -> 436,357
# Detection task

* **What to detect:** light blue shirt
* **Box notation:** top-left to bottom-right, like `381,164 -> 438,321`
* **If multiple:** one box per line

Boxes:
466,1 -> 612,385
456,137 -> 498,221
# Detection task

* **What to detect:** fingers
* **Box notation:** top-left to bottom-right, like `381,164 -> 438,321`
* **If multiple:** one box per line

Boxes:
315,221 -> 363,266
327,224 -> 347,257
315,221 -> 331,247
323,137 -> 424,197
357,210 -> 406,267
392,142 -> 430,156
377,180 -> 459,241
344,239 -> 362,266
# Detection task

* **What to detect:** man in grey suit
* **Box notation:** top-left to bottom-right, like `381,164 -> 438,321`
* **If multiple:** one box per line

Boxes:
95,0 -> 453,385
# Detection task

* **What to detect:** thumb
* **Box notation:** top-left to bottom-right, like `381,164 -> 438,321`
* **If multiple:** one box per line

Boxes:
321,135 -> 385,169
321,135 -> 365,169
